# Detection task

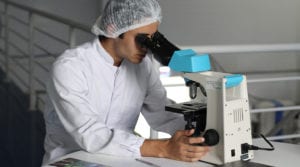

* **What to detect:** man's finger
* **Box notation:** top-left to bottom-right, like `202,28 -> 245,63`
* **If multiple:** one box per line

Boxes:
186,145 -> 210,153
175,129 -> 195,137
188,137 -> 205,144
185,151 -> 207,159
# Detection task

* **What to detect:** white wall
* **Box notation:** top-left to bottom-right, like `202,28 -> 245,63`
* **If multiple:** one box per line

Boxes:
159,0 -> 300,45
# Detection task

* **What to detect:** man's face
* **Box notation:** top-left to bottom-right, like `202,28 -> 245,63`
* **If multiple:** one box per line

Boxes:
115,22 -> 159,64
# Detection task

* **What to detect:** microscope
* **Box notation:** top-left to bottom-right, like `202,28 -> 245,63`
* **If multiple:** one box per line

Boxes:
136,32 -> 254,165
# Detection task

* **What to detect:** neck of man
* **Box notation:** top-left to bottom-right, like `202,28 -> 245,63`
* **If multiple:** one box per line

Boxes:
100,39 -> 123,67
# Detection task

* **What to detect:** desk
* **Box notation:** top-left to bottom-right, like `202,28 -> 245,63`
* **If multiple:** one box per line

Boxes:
44,139 -> 300,167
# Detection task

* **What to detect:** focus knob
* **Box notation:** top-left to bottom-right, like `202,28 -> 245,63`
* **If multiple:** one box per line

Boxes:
203,129 -> 219,146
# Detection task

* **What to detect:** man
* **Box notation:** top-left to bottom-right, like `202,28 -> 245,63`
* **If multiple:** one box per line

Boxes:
42,0 -> 209,165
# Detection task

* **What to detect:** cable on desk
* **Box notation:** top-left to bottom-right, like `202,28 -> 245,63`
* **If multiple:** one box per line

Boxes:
242,134 -> 275,152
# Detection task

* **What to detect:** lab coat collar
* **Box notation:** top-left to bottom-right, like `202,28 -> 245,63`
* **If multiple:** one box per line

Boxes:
93,37 -> 115,65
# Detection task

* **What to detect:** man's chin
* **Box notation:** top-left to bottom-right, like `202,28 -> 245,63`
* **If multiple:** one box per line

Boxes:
133,59 -> 143,64
131,55 -> 145,63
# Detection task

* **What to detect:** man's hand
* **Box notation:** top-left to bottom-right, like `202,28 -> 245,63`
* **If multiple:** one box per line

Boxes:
140,129 -> 210,162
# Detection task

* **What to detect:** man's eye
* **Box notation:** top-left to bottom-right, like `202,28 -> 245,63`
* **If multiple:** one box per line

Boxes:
135,34 -> 149,48
150,32 -> 157,39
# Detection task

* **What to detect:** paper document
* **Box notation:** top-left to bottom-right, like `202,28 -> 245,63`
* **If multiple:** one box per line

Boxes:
49,158 -> 111,167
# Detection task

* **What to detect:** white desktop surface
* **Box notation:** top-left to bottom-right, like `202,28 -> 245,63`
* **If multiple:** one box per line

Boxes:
44,139 -> 300,167
251,139 -> 299,167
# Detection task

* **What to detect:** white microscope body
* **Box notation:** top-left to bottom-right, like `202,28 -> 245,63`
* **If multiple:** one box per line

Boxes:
182,71 -> 254,165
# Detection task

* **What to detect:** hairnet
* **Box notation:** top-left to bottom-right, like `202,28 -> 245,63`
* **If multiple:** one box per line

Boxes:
91,0 -> 162,38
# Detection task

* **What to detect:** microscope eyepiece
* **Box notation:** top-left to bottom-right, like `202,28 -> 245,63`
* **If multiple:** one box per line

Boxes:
135,31 -> 179,66
135,33 -> 154,49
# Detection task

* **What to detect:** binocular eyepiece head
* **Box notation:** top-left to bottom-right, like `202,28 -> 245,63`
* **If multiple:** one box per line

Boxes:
135,31 -> 179,66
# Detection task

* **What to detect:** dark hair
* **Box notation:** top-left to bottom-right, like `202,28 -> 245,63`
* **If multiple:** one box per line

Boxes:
98,35 -> 108,41
118,33 -> 124,39
98,33 -> 124,41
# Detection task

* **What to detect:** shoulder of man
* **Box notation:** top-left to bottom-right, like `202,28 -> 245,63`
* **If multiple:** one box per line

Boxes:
55,40 -> 95,65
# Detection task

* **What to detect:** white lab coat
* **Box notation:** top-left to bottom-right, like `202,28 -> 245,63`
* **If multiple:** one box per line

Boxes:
42,38 -> 185,165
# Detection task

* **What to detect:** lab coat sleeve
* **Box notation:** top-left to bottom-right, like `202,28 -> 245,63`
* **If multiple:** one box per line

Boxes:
48,58 -> 144,157
141,63 -> 186,135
